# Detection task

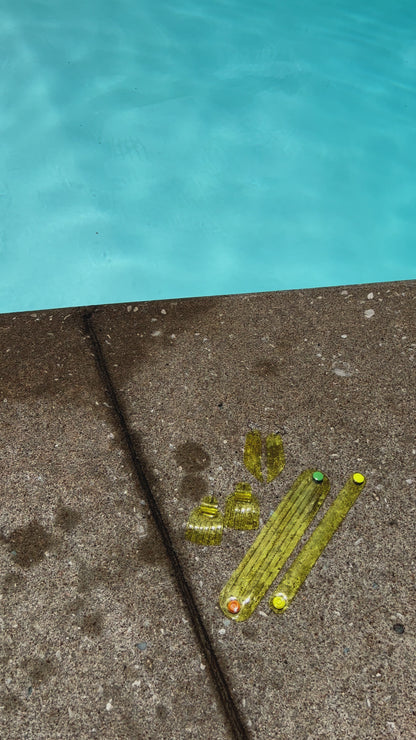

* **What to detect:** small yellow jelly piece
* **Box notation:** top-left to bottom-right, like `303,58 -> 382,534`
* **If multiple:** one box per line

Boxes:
266,433 -> 285,483
243,430 -> 263,481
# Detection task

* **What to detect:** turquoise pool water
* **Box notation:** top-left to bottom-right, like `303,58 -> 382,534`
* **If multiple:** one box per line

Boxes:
1,0 -> 415,313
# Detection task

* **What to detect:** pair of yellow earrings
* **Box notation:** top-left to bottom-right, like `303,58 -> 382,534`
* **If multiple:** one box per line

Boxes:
185,431 -> 285,545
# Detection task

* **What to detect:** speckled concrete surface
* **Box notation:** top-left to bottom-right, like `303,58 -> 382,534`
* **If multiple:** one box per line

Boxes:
91,281 -> 416,739
0,310 -> 233,739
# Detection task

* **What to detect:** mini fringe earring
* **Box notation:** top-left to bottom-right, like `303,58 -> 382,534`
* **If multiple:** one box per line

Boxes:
224,482 -> 260,530
185,495 -> 224,545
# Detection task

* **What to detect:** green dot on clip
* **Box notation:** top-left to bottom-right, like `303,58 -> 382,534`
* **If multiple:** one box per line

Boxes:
312,471 -> 324,483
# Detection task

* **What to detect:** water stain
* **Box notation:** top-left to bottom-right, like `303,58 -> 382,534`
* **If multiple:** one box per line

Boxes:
2,571 -> 25,595
1,520 -> 55,568
270,671 -> 285,690
76,539 -> 165,594
77,561 -> 101,593
174,442 -> 211,473
136,537 -> 166,567
0,691 -> 24,713
0,309 -> 92,402
130,430 -> 161,493
253,360 -> 282,378
156,704 -> 169,721
0,646 -> 12,666
179,475 -> 208,502
67,596 -> 85,614
89,295 -> 219,383
54,503 -> 82,532
24,657 -> 56,686
81,611 -> 103,637
241,623 -> 257,640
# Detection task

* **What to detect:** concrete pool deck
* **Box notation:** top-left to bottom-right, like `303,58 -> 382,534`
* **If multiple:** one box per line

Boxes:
0,280 -> 415,739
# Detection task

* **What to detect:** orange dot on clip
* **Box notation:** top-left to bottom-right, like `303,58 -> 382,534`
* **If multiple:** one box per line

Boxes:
227,599 -> 241,614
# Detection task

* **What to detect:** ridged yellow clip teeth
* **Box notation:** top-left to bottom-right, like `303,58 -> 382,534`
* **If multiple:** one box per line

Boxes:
185,495 -> 223,546
224,483 -> 260,530
270,473 -> 366,614
219,470 -> 330,621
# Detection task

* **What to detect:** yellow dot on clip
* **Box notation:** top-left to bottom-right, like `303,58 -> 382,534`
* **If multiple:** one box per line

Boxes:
353,473 -> 365,485
272,594 -> 287,611
227,599 -> 241,615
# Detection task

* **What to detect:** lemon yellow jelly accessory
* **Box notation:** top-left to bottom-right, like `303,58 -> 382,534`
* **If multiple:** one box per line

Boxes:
224,482 -> 260,530
185,495 -> 223,546
265,433 -> 286,483
243,430 -> 263,481
219,470 -> 330,621
270,472 -> 366,614
243,431 -> 285,483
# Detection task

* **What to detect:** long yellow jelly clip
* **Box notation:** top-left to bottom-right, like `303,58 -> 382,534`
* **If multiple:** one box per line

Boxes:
219,470 -> 330,621
270,473 -> 366,613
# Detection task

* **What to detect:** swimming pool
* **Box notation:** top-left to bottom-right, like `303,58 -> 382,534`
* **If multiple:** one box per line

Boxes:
1,0 -> 415,313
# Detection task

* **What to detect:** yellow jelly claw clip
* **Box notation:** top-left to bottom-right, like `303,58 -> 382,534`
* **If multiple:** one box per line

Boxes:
224,483 -> 260,530
270,472 -> 366,614
219,470 -> 330,621
266,433 -> 285,483
185,495 -> 223,546
243,430 -> 263,481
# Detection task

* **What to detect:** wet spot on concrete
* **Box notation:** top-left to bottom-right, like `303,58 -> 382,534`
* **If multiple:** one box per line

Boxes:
136,537 -> 166,567
174,442 -> 210,473
0,646 -> 12,666
54,504 -> 82,532
25,657 -> 56,686
253,360 -> 281,378
76,540 -> 165,594
270,671 -> 285,690
156,704 -> 169,720
81,611 -> 103,637
67,596 -> 85,614
2,571 -> 25,595
0,691 -> 24,713
179,474 -> 208,502
130,430 -> 162,492
3,520 -> 55,568
241,623 -> 257,640
77,561 -> 97,593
